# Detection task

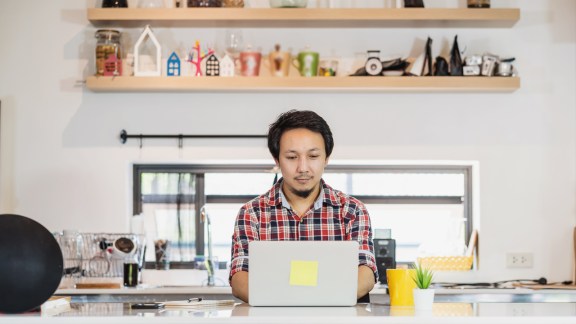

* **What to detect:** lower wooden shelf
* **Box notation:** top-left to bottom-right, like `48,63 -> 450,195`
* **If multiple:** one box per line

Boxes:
85,76 -> 520,92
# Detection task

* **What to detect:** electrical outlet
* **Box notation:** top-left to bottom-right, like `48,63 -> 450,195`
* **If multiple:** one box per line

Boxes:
506,253 -> 533,268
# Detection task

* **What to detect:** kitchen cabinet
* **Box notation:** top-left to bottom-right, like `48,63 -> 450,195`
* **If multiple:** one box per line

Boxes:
85,8 -> 521,93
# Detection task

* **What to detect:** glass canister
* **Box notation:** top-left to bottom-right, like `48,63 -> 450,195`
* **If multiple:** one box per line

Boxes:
467,0 -> 490,8
188,0 -> 222,7
95,29 -> 122,76
61,230 -> 84,278
269,0 -> 308,8
223,0 -> 244,7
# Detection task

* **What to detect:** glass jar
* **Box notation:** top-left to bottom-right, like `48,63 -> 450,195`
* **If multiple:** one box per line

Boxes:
61,230 -> 84,278
138,0 -> 164,7
223,0 -> 244,7
102,0 -> 128,7
95,29 -> 122,76
467,0 -> 490,8
269,0 -> 308,8
188,0 -> 222,7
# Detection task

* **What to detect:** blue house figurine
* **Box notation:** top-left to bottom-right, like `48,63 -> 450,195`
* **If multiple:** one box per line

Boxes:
167,52 -> 181,77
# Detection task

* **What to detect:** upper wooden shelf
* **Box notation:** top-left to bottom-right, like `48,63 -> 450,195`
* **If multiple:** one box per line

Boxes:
85,76 -> 520,93
87,8 -> 520,27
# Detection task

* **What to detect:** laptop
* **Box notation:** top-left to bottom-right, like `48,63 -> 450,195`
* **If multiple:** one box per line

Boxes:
248,241 -> 359,307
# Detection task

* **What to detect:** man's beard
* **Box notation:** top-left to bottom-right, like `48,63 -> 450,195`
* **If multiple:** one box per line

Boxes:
290,187 -> 314,199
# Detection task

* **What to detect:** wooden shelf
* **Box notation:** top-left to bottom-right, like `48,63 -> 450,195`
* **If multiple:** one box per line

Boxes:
88,8 -> 520,27
86,76 -> 520,93
86,8 -> 521,93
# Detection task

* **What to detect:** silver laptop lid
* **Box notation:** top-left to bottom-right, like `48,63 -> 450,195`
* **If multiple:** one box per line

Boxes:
248,241 -> 359,307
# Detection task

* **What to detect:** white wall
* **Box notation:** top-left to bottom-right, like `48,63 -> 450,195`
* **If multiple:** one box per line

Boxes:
0,0 -> 575,283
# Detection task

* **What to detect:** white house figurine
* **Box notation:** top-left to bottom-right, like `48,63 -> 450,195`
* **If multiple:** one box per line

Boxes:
134,25 -> 162,77
220,54 -> 235,77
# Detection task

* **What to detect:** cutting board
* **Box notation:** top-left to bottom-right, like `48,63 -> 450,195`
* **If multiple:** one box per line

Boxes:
75,283 -> 121,289
515,284 -> 576,290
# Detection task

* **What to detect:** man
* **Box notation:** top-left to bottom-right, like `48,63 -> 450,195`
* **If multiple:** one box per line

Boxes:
229,110 -> 377,303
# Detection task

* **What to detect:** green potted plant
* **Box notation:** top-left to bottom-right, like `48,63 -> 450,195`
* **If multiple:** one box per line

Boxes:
411,262 -> 435,311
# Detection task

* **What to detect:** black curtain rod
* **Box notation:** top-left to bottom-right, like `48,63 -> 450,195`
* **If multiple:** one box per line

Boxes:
120,129 -> 266,144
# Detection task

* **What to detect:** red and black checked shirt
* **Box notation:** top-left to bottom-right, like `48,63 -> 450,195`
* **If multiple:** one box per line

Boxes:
229,178 -> 378,282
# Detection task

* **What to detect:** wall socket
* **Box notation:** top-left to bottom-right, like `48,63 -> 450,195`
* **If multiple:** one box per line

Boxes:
506,253 -> 533,268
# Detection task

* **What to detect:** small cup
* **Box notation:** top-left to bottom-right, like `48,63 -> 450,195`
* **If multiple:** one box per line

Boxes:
293,51 -> 319,77
386,269 -> 417,306
123,263 -> 139,287
319,59 -> 338,76
497,62 -> 513,77
268,45 -> 291,77
154,239 -> 170,270
239,51 -> 262,76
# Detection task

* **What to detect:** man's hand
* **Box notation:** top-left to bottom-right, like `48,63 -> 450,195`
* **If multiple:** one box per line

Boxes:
231,271 -> 249,303
357,265 -> 376,299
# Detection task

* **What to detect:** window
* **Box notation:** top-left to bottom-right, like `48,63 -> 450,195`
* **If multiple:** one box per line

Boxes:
134,163 -> 474,266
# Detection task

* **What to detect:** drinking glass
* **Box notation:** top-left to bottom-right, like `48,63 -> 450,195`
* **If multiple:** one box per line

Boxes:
224,29 -> 244,73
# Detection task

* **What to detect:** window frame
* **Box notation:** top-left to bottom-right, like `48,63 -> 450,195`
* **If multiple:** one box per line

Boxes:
133,163 -> 474,267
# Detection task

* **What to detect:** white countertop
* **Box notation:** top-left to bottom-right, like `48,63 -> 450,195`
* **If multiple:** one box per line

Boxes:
1,302 -> 576,324
55,285 -> 576,296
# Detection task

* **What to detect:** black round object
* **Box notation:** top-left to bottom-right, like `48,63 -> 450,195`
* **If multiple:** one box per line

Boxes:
0,214 -> 63,313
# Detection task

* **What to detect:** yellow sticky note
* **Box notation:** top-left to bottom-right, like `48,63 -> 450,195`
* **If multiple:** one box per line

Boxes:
289,260 -> 318,287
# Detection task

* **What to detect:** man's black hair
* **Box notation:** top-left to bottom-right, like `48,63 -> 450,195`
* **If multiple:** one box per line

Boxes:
267,110 -> 334,160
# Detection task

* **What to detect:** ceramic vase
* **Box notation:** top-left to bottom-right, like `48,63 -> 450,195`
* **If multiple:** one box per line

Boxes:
413,288 -> 435,311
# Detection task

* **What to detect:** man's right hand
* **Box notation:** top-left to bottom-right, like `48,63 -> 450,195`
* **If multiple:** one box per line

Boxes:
231,271 -> 249,303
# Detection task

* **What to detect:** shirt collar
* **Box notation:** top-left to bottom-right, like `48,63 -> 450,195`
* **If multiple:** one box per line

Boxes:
267,178 -> 342,209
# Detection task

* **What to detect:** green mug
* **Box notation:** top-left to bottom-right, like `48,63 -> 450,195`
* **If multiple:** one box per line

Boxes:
293,51 -> 319,77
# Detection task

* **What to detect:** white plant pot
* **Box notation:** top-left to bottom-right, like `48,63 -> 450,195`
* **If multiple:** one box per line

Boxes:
413,288 -> 435,311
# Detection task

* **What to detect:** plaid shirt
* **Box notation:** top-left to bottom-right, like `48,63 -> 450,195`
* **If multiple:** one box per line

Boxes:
229,178 -> 378,282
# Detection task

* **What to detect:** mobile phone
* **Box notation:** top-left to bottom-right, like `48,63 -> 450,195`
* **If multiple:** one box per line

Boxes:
130,302 -> 165,309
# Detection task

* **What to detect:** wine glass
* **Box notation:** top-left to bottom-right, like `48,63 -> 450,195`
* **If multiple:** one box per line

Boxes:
224,29 -> 244,73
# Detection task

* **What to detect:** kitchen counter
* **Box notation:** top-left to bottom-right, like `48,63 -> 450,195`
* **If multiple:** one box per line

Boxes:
55,285 -> 576,303
1,302 -> 576,324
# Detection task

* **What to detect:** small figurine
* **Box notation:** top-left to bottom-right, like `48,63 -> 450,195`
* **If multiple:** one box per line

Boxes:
204,54 -> 220,76
134,25 -> 162,77
219,54 -> 235,77
187,40 -> 215,77
167,52 -> 181,77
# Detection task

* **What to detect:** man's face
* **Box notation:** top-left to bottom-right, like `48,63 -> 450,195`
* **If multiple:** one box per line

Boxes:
276,128 -> 328,199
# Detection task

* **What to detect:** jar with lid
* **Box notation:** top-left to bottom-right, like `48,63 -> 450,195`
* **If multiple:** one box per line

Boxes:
467,0 -> 490,8
95,29 -> 122,76
223,0 -> 244,7
102,0 -> 128,7
269,0 -> 308,8
188,0 -> 222,7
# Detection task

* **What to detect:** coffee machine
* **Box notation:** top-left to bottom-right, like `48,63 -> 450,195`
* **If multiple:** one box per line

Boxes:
374,229 -> 396,284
